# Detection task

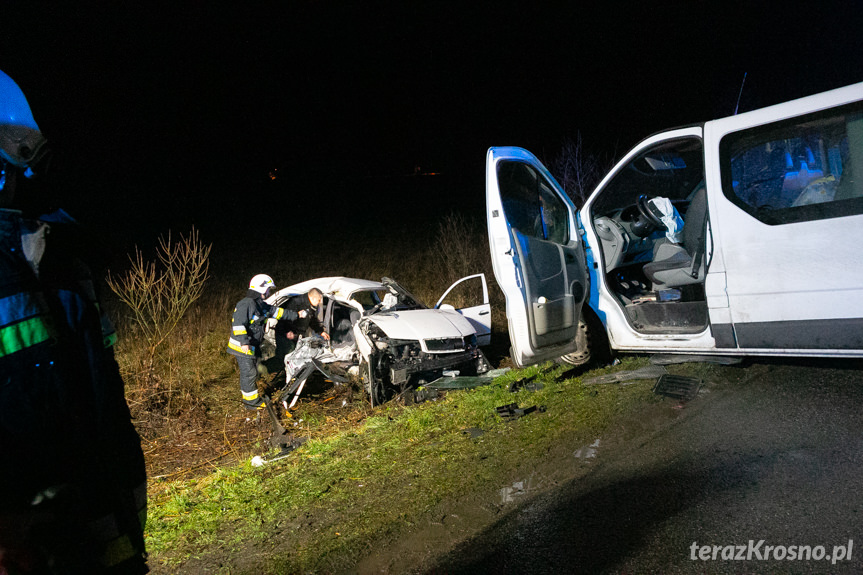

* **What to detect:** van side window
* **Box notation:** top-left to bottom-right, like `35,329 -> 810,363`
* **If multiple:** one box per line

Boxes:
498,161 -> 569,244
720,102 -> 863,225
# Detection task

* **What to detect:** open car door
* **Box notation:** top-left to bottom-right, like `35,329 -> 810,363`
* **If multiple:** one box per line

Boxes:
434,273 -> 492,346
486,147 -> 589,366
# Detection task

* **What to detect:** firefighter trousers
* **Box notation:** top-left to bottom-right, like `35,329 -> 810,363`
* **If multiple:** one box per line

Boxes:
236,355 -> 263,409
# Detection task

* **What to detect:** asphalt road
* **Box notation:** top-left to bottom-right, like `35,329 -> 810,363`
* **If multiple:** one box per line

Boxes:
428,358 -> 863,574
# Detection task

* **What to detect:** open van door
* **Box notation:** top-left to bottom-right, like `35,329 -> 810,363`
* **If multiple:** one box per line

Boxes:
486,147 -> 589,366
435,273 -> 492,347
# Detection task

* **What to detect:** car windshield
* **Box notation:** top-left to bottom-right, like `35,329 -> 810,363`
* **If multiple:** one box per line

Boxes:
349,289 -> 387,311
349,280 -> 425,313
381,278 -> 426,310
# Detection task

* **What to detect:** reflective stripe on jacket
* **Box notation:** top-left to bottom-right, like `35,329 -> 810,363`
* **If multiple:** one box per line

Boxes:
0,291 -> 55,357
226,290 -> 297,358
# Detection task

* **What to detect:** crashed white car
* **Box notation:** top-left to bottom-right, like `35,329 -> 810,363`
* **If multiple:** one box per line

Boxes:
487,81 -> 863,368
262,275 -> 491,405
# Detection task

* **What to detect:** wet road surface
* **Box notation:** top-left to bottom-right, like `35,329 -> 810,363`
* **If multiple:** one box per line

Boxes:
428,359 -> 863,574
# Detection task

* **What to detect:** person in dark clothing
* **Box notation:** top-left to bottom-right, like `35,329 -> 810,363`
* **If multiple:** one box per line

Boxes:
281,287 -> 330,344
226,274 -> 305,409
0,70 -> 149,574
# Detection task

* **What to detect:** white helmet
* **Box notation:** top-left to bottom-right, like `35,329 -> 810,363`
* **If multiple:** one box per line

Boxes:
0,70 -> 50,178
249,274 -> 275,294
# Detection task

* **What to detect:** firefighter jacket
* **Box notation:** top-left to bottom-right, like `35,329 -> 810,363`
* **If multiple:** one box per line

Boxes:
227,289 -> 297,358
282,293 -> 326,338
0,208 -> 148,571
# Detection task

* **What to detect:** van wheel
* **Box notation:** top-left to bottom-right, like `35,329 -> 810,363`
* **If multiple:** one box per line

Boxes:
558,318 -> 592,366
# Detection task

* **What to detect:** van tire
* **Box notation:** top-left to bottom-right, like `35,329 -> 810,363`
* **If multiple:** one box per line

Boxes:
557,309 -> 611,368
558,318 -> 592,366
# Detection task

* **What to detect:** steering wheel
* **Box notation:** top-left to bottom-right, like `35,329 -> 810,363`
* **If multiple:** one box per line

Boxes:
636,195 -> 665,228
630,195 -> 665,238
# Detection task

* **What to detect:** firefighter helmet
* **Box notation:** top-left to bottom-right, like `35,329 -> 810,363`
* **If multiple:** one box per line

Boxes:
0,70 -> 49,177
249,274 -> 275,295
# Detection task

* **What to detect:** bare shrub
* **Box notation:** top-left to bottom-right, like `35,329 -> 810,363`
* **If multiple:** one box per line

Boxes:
429,211 -> 493,308
546,133 -> 612,208
431,212 -> 488,281
107,228 -> 212,413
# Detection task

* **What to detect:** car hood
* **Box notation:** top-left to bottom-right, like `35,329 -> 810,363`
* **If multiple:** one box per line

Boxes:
366,309 -> 475,341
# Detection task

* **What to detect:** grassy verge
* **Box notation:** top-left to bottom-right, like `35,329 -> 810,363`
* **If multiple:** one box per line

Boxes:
144,356 -> 691,573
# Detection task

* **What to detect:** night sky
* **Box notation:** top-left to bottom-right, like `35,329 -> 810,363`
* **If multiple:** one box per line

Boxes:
3,2 -> 863,244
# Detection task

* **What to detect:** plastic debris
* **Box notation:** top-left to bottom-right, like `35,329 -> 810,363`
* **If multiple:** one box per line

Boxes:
425,368 -> 511,390
582,365 -> 668,385
495,403 -> 545,420
509,375 -> 544,393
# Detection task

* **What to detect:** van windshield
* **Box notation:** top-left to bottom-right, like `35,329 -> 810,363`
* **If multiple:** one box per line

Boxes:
591,138 -> 704,217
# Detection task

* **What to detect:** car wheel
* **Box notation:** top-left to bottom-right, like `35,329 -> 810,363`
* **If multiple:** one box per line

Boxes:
360,358 -> 388,407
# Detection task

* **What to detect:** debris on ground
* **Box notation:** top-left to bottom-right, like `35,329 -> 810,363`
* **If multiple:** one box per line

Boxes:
424,368 -> 511,390
500,479 -> 531,504
251,436 -> 308,467
495,403 -> 546,420
461,427 -> 485,439
573,438 -> 600,459
582,365 -> 668,385
649,353 -> 743,366
652,374 -> 702,401
509,375 -> 544,393
412,386 -> 440,404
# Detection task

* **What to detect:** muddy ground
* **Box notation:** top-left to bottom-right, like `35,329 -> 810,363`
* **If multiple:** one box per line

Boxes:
140,376 -> 365,484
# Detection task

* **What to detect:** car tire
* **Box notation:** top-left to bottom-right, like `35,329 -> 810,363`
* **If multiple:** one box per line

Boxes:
360,359 -> 388,407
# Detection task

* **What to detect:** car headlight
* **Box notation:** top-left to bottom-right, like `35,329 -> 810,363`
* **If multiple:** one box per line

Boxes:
363,322 -> 389,350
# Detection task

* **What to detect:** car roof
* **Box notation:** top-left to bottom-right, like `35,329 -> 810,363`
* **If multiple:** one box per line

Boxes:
277,276 -> 385,299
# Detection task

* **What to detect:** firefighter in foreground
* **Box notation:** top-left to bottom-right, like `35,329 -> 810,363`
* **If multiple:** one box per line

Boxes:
227,274 -> 306,410
0,70 -> 149,573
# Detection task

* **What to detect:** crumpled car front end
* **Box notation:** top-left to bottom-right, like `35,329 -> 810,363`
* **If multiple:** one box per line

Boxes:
355,308 -> 489,404
263,275 -> 491,406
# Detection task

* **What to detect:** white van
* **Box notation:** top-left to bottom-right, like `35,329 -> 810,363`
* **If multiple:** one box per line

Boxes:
486,82 -> 863,367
